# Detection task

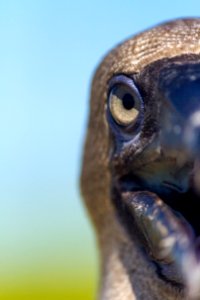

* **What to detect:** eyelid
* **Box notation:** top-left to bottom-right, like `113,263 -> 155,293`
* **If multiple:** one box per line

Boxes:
108,75 -> 143,108
108,74 -> 138,95
106,75 -> 144,139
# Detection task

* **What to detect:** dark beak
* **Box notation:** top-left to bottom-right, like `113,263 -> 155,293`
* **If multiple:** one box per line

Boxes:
121,63 -> 200,299
159,63 -> 200,160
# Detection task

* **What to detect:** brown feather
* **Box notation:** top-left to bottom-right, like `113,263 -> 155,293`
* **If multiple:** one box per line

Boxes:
81,18 -> 200,300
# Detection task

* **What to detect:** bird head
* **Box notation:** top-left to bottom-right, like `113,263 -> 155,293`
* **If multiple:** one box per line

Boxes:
81,19 -> 200,299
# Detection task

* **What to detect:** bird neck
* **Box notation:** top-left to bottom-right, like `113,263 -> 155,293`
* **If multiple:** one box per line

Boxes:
99,241 -> 136,300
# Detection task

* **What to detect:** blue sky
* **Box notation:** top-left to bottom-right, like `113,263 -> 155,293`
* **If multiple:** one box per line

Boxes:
1,0 -> 200,294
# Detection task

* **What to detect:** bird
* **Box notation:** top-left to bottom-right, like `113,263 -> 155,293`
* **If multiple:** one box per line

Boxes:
81,18 -> 200,300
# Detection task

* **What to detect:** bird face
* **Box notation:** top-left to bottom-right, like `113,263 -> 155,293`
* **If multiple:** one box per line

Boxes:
81,19 -> 200,300
109,55 -> 200,298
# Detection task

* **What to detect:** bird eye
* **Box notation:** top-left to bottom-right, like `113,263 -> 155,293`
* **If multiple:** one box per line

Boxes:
108,84 -> 140,126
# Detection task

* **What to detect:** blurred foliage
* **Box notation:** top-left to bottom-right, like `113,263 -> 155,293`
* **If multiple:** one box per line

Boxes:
0,273 -> 97,300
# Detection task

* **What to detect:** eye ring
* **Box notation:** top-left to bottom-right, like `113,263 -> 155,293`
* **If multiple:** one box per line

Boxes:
108,76 -> 143,128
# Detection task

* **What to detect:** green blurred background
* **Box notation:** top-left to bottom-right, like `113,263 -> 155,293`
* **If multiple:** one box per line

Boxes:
1,1 -> 200,299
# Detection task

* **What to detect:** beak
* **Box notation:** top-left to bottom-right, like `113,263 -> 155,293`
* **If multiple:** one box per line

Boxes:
159,63 -> 200,161
119,63 -> 200,299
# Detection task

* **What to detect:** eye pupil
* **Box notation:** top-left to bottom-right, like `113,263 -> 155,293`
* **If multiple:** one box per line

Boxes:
122,93 -> 135,110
